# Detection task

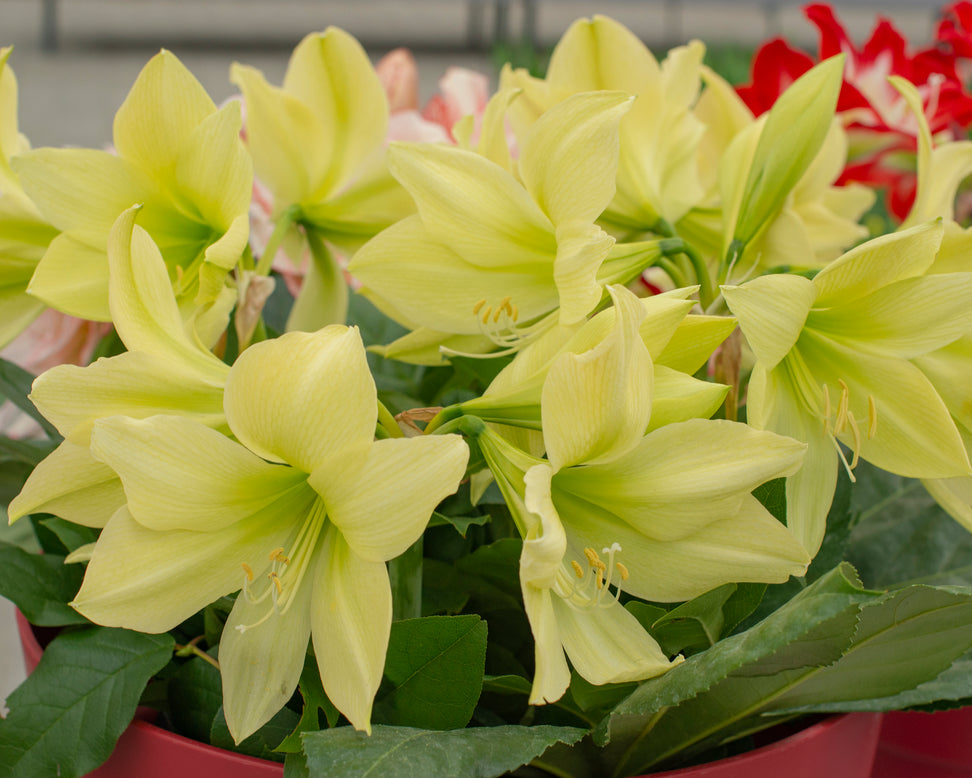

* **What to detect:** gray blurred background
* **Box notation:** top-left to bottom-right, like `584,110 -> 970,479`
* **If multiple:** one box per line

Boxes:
0,0 -> 944,714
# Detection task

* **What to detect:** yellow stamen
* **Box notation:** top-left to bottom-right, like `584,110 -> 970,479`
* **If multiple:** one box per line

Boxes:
481,306 -> 492,325
510,303 -> 519,322
867,395 -> 878,439
571,560 -> 584,579
595,569 -> 604,589
616,562 -> 629,581
846,410 -> 861,470
835,379 -> 850,435
822,384 -> 831,436
584,547 -> 599,567
241,562 -> 254,582
268,571 -> 283,595
472,299 -> 486,315
269,547 -> 285,561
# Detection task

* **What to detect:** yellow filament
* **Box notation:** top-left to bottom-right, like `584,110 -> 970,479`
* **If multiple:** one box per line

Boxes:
571,560 -> 584,578
822,384 -> 831,435
268,571 -> 283,595
616,562 -> 629,581
241,562 -> 254,582
867,395 -> 878,439
846,411 -> 861,470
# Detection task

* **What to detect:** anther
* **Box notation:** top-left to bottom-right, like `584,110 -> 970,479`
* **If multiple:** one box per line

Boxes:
269,547 -> 285,561
481,306 -> 492,324
571,560 -> 584,578
616,562 -> 629,581
584,547 -> 600,567
241,563 -> 254,582
472,299 -> 486,315
867,395 -> 878,439
268,571 -> 283,595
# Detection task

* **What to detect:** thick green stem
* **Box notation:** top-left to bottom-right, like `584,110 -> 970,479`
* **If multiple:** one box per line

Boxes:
377,400 -> 404,439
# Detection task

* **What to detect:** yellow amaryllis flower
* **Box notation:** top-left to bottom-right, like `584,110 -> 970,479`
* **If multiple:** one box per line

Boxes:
13,50 -> 252,320
8,207 -> 231,529
72,325 -> 469,740
723,220 -> 972,555
231,28 -> 414,329
349,91 -> 670,364
501,15 -> 707,231
468,284 -> 809,702
0,47 -> 58,348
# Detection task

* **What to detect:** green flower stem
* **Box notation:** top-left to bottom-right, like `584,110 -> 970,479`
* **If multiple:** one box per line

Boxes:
255,204 -> 302,277
424,404 -> 463,435
655,256 -> 690,289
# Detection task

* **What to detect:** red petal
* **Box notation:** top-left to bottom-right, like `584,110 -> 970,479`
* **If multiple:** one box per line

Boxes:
736,38 -> 814,116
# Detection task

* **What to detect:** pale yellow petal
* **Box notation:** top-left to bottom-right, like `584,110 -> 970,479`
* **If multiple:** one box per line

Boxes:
90,415 -> 310,532
311,526 -> 391,734
113,49 -> 216,177
314,434 -> 468,561
7,440 -> 124,528
223,326 -> 376,472
27,234 -> 111,321
518,91 -> 632,226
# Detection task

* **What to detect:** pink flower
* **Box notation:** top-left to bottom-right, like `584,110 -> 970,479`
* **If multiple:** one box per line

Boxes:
0,310 -> 110,438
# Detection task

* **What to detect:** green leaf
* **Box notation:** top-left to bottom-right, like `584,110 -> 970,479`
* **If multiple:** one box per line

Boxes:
0,359 -> 59,439
428,511 -> 490,538
651,584 -> 736,656
420,559 -> 469,616
0,437 -> 56,467
277,654 -> 341,753
0,461 -> 33,512
845,460 -> 972,589
0,627 -> 174,778
0,541 -> 86,626
594,563 -> 878,772
752,476 -> 786,523
38,517 -> 98,554
210,705 -> 299,763
481,674 -> 532,696
167,656 -> 223,743
301,724 -> 586,777
766,585 -> 972,713
373,615 -> 488,730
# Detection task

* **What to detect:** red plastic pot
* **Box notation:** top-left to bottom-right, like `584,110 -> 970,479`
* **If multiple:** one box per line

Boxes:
871,707 -> 972,777
16,612 -> 881,778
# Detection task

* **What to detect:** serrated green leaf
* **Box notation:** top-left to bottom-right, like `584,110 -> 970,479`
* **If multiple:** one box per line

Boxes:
0,541 -> 86,626
594,564 -> 878,772
210,705 -> 298,763
0,359 -> 59,439
284,751 -> 311,778
301,724 -> 586,778
767,585 -> 972,713
373,615 -> 487,730
0,626 -> 174,778
167,656 -> 223,743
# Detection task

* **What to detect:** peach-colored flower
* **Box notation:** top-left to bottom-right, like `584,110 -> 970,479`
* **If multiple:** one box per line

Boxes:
0,310 -> 111,438
376,48 -> 420,112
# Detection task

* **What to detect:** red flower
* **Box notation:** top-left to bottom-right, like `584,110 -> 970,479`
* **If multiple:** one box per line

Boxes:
737,3 -> 972,219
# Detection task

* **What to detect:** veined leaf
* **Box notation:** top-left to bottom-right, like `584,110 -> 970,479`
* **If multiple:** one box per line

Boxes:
0,627 -> 173,778
301,724 -> 586,778
373,615 -> 487,730
0,541 -> 86,626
